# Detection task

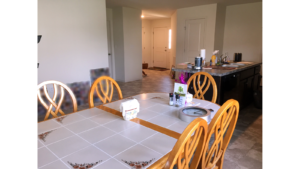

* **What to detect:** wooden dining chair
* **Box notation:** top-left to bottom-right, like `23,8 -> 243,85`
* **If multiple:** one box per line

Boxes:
88,76 -> 123,108
163,118 -> 208,169
37,80 -> 78,121
186,72 -> 218,103
200,99 -> 239,169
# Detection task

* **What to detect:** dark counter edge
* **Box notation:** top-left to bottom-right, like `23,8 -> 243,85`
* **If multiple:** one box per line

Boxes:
172,62 -> 262,77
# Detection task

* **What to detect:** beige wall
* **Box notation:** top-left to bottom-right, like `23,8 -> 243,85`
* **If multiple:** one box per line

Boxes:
171,11 -> 177,68
112,7 -> 125,82
123,7 -> 143,82
38,0 -> 108,84
223,2 -> 262,63
176,4 -> 217,64
214,4 -> 226,57
112,7 -> 142,82
223,2 -> 262,85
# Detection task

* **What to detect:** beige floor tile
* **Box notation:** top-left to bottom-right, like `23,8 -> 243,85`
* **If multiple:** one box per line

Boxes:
246,149 -> 262,162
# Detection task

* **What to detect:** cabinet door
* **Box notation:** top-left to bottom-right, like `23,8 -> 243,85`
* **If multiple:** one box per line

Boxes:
253,74 -> 259,91
238,79 -> 248,109
222,73 -> 239,103
246,76 -> 254,103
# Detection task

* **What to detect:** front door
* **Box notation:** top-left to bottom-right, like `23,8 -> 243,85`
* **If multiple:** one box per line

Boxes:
153,27 -> 168,68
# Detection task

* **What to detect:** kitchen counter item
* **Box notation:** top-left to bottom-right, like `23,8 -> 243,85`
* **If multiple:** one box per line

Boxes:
194,57 -> 202,69
203,66 -> 236,70
173,62 -> 261,77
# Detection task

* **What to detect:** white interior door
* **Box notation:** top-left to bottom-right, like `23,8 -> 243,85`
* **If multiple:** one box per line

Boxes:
107,20 -> 114,78
184,19 -> 205,62
153,27 -> 168,68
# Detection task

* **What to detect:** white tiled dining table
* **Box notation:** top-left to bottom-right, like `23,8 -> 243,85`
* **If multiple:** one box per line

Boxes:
38,93 -> 220,169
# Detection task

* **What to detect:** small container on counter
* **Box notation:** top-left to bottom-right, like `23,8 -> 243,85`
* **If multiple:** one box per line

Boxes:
169,93 -> 174,106
175,94 -> 181,107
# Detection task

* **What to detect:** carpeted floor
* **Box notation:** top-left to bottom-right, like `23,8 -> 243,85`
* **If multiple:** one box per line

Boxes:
39,69 -> 262,168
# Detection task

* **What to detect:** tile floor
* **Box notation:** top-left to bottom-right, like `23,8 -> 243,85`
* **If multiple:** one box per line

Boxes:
39,69 -> 263,169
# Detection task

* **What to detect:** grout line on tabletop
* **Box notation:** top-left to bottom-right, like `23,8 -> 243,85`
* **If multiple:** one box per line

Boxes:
38,159 -> 71,169
49,124 -> 116,167
42,146 -> 73,169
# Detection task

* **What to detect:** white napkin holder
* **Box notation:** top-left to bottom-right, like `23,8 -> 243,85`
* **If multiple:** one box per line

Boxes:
120,99 -> 140,121
186,93 -> 193,103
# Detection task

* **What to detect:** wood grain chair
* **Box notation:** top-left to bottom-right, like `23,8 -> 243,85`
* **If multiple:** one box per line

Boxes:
163,118 -> 208,169
88,76 -> 123,108
186,72 -> 218,103
37,80 -> 77,121
200,99 -> 239,169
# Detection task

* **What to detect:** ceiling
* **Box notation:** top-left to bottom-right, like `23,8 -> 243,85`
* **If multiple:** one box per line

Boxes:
106,0 -> 262,19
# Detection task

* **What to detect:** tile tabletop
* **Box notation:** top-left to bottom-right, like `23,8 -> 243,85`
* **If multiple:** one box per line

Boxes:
38,93 -> 220,169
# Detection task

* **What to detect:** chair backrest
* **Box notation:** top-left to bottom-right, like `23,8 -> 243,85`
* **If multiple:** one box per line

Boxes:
88,76 -> 123,107
201,99 -> 239,169
37,80 -> 77,121
186,72 -> 218,103
164,118 -> 208,169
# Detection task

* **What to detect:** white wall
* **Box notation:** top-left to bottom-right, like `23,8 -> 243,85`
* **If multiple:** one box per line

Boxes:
38,0 -> 108,84
176,4 -> 217,64
223,2 -> 262,63
171,11 -> 177,67
123,7 -> 142,82
112,7 -> 125,82
112,7 -> 142,82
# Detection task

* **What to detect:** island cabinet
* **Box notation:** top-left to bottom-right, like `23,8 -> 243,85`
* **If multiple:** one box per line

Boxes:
221,68 -> 259,109
172,62 -> 261,109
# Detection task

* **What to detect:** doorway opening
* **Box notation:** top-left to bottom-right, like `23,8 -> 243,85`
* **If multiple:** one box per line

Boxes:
141,18 -> 172,70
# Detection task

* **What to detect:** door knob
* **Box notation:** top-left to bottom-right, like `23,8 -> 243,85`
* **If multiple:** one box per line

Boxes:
108,53 -> 111,55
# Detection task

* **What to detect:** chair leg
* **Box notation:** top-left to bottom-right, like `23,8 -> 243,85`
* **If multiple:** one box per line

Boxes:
216,154 -> 225,169
142,71 -> 147,76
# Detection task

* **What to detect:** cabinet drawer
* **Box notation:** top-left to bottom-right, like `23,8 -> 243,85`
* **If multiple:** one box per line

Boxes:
254,66 -> 260,74
240,68 -> 254,80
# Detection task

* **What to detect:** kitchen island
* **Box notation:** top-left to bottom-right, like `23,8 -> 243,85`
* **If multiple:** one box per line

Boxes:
172,62 -> 262,108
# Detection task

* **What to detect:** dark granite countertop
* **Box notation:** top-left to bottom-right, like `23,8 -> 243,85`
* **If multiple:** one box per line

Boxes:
172,62 -> 262,77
